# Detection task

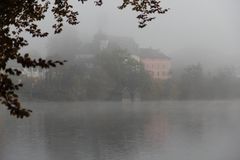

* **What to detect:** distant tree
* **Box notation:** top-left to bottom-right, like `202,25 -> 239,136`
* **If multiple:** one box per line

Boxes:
211,67 -> 240,99
23,49 -> 151,101
0,0 -> 168,118
178,64 -> 205,99
95,49 -> 150,100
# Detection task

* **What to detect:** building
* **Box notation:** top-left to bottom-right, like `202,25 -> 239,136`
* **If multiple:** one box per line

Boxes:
135,48 -> 171,80
22,68 -> 47,79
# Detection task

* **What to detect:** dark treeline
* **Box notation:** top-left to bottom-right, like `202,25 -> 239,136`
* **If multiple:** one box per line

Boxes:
19,33 -> 240,101
20,58 -> 240,101
169,64 -> 240,100
20,49 -> 151,101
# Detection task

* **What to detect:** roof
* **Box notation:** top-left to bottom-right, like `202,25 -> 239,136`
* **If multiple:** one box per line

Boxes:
138,48 -> 171,60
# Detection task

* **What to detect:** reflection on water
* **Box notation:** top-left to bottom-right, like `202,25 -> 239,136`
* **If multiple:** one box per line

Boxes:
1,101 -> 240,160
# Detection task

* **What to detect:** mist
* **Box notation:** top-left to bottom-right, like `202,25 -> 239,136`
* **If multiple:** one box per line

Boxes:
19,20 -> 240,101
2,0 -> 240,160
24,0 -> 240,61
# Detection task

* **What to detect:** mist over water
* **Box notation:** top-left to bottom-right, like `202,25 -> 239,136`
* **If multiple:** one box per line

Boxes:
3,0 -> 240,160
1,101 -> 240,160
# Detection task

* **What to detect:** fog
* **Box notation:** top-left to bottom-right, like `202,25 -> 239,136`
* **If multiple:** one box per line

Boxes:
24,0 -> 240,65
18,0 -> 240,101
19,0 -> 240,96
2,1 -> 240,160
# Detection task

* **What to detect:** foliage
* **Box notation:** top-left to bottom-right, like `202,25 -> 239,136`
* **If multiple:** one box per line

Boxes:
95,50 -> 149,100
173,64 -> 240,100
177,64 -> 205,99
0,0 -> 168,118
23,49 -> 151,101
21,62 -> 240,101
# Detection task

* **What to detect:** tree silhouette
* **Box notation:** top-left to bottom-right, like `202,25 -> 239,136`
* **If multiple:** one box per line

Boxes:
0,0 -> 168,118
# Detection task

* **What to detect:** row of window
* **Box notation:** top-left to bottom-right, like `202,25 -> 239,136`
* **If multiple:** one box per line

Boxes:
149,71 -> 169,78
145,64 -> 167,69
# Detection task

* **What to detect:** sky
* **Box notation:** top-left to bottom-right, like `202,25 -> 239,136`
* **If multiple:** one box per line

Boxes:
24,0 -> 240,62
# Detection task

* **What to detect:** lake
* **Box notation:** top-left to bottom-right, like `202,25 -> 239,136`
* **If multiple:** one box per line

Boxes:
1,101 -> 240,160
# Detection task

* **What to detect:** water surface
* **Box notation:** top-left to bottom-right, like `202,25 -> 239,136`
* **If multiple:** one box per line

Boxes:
1,101 -> 240,160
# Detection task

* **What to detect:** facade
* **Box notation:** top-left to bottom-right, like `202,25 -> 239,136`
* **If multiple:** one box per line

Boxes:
135,48 -> 171,80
